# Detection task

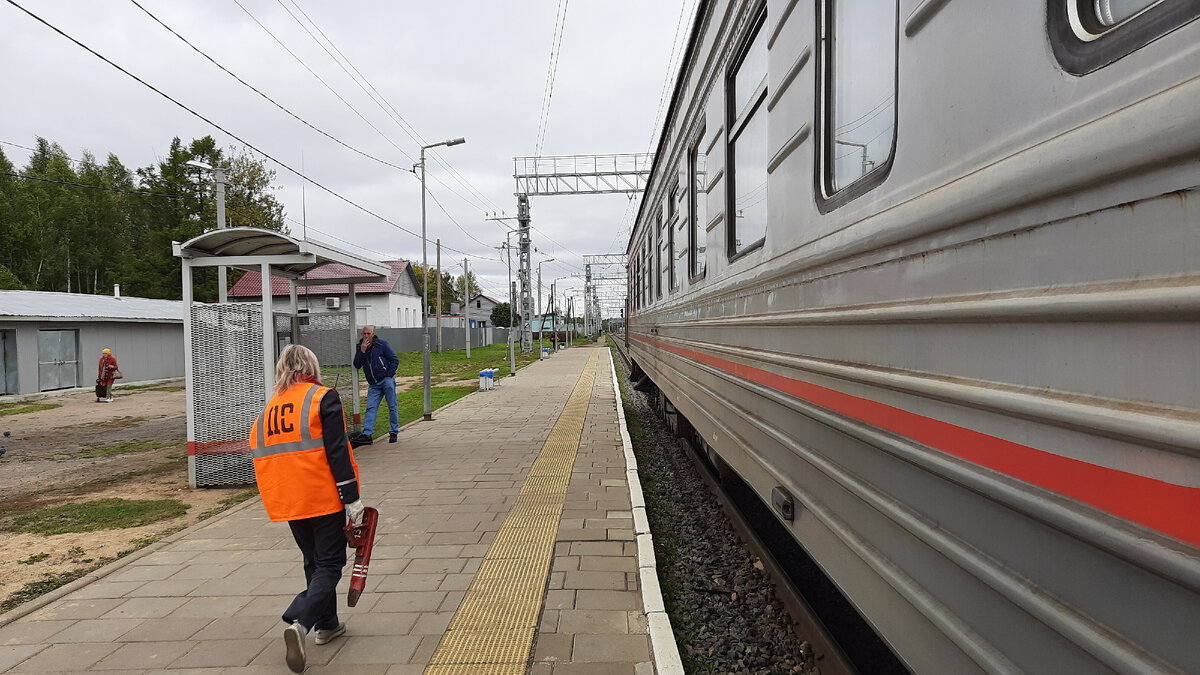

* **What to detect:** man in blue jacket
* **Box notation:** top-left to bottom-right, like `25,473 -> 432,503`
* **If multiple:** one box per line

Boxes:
351,325 -> 399,445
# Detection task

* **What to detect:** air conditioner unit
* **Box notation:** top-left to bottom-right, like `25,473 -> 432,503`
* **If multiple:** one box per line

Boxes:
325,297 -> 340,309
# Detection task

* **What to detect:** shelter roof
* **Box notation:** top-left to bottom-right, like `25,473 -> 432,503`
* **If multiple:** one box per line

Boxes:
173,227 -> 390,282
228,260 -> 415,298
0,291 -> 184,322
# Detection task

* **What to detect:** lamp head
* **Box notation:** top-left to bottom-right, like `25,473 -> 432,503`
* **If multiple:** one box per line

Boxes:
185,159 -> 213,171
445,137 -> 466,147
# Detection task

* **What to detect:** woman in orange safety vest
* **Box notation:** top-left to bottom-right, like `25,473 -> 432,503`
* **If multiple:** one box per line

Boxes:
249,344 -> 364,673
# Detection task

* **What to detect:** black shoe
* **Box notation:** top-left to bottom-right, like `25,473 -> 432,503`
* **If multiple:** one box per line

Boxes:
389,433 -> 397,443
355,433 -> 373,445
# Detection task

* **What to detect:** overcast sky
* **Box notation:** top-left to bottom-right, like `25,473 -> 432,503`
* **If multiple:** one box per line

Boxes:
0,0 -> 698,311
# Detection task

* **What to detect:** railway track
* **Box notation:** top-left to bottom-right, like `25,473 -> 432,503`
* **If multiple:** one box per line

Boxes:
607,335 -> 863,675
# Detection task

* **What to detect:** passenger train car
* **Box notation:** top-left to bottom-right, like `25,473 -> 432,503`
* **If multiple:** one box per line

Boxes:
625,1 -> 1200,672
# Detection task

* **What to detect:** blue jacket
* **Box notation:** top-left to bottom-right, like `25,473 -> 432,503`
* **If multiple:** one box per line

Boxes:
353,337 -> 399,385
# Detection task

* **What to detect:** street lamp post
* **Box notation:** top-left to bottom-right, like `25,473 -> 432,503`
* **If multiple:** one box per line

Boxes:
419,137 -> 466,421
185,160 -> 227,302
537,257 -> 554,360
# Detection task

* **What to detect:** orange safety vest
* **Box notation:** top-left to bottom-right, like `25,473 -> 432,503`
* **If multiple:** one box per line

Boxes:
249,382 -> 360,522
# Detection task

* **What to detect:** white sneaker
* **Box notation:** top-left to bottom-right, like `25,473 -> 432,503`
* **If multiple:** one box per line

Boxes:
105,397 -> 114,403
313,621 -> 346,645
283,621 -> 307,673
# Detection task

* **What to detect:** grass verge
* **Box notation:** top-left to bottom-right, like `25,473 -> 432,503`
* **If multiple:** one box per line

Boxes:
53,439 -> 177,460
10,498 -> 190,535
323,342 -> 541,388
0,403 -> 60,417
356,385 -> 478,438
0,569 -> 94,614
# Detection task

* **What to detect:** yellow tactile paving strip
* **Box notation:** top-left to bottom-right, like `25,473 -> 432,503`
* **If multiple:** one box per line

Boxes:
425,351 -> 600,673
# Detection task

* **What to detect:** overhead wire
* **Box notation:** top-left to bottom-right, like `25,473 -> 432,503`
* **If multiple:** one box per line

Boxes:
533,0 -> 569,158
644,0 -> 696,154
276,0 -> 506,217
1,170 -> 189,199
3,0 -> 497,263
129,0 -> 413,175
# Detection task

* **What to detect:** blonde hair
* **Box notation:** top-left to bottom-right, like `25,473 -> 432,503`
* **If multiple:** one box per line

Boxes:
274,345 -> 322,395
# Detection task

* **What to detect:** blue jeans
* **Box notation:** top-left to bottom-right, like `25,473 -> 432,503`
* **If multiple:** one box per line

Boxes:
362,377 -> 398,436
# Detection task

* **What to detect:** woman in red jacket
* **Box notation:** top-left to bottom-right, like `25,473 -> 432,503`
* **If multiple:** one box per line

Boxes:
97,348 -> 118,402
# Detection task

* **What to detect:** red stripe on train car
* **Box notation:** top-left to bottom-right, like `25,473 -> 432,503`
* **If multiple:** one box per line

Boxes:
635,335 -> 1200,548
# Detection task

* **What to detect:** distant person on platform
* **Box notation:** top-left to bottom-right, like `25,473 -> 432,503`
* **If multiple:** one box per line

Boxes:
96,348 -> 119,403
249,344 -> 365,673
351,325 -> 399,445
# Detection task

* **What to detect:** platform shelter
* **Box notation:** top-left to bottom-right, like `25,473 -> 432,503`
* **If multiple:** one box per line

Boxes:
173,227 -> 389,487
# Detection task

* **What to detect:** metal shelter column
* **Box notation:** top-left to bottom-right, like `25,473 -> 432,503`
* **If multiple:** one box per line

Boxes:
260,262 -> 274,395
348,283 -> 359,429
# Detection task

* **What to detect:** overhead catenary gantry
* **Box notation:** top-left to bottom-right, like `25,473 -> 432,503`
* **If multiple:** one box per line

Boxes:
512,154 -> 649,347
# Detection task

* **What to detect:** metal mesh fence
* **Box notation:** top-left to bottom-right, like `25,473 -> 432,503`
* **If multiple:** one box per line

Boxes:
190,303 -> 264,487
273,311 -> 360,434
274,312 -> 353,367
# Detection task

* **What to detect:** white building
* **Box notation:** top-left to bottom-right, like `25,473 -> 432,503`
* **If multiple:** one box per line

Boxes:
229,260 -> 422,328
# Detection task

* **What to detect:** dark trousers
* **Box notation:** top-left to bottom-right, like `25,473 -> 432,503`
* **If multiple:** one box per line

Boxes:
283,510 -> 346,631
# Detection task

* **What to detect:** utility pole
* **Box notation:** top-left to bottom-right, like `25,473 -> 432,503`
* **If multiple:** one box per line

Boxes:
510,281 -> 517,375
463,258 -> 471,359
584,264 -> 592,338
436,239 -> 443,353
517,195 -> 533,353
489,218 -> 522,375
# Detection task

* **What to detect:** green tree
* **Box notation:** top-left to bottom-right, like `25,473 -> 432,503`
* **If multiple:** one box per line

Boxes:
0,264 -> 24,289
489,302 -> 517,327
210,145 -> 286,230
452,270 -> 480,309
411,264 -> 457,313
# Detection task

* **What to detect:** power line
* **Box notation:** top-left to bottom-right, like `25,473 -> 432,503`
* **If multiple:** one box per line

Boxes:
4,0 -> 494,262
0,139 -> 85,166
129,0 -> 414,175
275,0 -> 505,217
288,0 -> 502,213
1,170 -> 189,199
228,0 -> 416,166
534,0 -> 570,158
645,0 -> 696,154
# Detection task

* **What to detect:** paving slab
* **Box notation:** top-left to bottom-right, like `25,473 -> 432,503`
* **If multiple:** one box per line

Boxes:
0,346 -> 664,674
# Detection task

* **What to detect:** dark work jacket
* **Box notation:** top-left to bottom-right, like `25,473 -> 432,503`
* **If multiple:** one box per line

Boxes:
352,337 -> 399,385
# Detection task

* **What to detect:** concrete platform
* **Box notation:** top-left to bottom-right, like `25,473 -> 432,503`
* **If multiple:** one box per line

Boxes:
0,345 -> 678,674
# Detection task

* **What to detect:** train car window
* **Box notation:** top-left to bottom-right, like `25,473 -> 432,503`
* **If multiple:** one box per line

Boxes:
689,127 -> 708,280
647,236 -> 654,303
668,181 -> 679,291
1049,1 -> 1199,74
1095,0 -> 1162,25
816,0 -> 898,211
727,9 -> 769,258
655,211 -> 664,300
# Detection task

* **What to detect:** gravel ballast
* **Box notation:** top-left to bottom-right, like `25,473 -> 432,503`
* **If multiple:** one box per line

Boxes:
615,353 -> 820,675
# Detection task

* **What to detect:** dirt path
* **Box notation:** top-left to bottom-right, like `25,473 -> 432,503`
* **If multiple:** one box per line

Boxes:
0,382 -> 258,614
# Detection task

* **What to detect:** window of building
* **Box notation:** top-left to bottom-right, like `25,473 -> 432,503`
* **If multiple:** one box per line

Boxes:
689,127 -> 707,279
1048,1 -> 1199,74
727,8 -> 769,257
476,300 -> 481,309
817,0 -> 898,209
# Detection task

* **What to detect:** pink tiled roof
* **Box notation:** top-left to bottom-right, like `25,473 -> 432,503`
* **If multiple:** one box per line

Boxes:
229,260 -> 413,298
